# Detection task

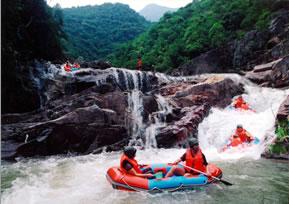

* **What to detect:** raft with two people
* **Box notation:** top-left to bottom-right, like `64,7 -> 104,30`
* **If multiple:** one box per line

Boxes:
220,124 -> 260,152
63,61 -> 80,72
230,95 -> 256,112
107,163 -> 223,192
107,139 -> 232,192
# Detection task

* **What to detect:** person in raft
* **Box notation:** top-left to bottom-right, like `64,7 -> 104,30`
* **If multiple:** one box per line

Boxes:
165,138 -> 209,177
233,96 -> 252,111
120,147 -> 154,178
233,124 -> 254,143
222,134 -> 243,151
72,62 -> 80,69
64,61 -> 71,72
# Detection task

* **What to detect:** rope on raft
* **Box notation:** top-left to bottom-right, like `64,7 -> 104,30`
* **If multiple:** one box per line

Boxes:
120,176 -> 192,193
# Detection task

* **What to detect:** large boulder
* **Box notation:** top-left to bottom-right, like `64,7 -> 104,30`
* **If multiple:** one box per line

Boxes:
246,56 -> 289,88
276,95 -> 289,120
2,105 -> 129,160
156,76 -> 243,147
262,95 -> 289,160
233,30 -> 270,69
1,83 -> 129,160
174,46 -> 234,75
80,60 -> 112,69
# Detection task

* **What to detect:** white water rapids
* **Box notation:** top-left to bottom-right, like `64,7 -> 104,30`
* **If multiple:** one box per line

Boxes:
199,75 -> 289,160
1,72 -> 289,204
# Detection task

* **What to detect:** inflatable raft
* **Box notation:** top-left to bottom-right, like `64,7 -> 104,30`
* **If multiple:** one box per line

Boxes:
106,163 -> 222,192
221,137 -> 260,152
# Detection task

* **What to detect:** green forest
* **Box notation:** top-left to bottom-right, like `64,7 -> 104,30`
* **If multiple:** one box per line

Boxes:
62,3 -> 151,61
109,0 -> 276,72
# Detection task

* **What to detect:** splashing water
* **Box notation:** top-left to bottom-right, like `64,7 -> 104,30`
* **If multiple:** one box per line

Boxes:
198,75 -> 289,160
127,90 -> 145,147
2,151 -> 289,204
145,94 -> 173,148
2,69 -> 289,203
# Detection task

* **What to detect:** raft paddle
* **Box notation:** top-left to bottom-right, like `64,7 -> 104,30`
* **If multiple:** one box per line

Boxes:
180,163 -> 233,186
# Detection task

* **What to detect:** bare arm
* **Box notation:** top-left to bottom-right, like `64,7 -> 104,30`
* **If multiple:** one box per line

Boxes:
245,130 -> 254,140
173,158 -> 182,164
128,168 -> 153,178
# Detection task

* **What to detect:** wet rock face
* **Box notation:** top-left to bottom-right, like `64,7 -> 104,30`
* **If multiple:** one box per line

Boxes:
156,77 -> 244,147
262,95 -> 289,160
1,66 -> 244,160
174,48 -> 233,75
1,84 -> 129,160
2,62 -> 44,113
246,56 -> 289,88
276,95 -> 289,120
80,60 -> 112,69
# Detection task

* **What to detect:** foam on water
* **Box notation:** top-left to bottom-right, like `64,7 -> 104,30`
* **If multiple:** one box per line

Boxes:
2,70 -> 289,203
198,80 -> 289,160
1,149 -> 186,204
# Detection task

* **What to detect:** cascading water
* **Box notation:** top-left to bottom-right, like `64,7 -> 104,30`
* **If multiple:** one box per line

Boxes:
198,74 -> 289,160
127,90 -> 145,147
2,67 -> 289,204
145,94 -> 173,148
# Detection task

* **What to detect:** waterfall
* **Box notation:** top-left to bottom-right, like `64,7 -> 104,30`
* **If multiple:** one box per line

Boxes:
145,94 -> 173,148
33,64 -> 288,158
127,90 -> 145,147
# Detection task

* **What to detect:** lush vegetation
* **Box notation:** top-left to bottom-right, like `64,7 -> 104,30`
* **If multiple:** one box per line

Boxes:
2,0 -> 65,113
110,0 -> 275,72
62,3 -> 151,61
269,120 -> 289,154
2,0 -> 65,62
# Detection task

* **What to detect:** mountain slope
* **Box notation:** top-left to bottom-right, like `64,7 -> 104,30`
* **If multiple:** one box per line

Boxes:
139,4 -> 177,22
63,3 -> 151,60
110,0 -> 277,72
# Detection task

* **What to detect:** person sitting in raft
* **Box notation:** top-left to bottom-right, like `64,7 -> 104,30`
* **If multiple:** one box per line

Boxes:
165,138 -> 209,177
72,62 -> 80,69
64,61 -> 71,72
234,124 -> 254,143
233,96 -> 248,109
222,134 -> 243,151
120,147 -> 154,178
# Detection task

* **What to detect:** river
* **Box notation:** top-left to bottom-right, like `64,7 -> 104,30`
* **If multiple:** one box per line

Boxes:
1,72 -> 289,204
1,152 -> 289,204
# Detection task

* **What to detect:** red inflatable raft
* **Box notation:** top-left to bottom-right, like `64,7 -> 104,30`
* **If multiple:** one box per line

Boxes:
106,163 -> 222,192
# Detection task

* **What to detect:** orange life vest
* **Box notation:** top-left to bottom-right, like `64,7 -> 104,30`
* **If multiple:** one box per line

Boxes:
73,63 -> 80,68
120,154 -> 142,174
240,103 -> 249,110
235,129 -> 252,143
229,137 -> 243,147
185,148 -> 206,173
234,98 -> 249,110
64,64 -> 71,72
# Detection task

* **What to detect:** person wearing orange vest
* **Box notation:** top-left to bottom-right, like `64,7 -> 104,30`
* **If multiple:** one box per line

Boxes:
222,134 -> 243,151
229,134 -> 243,147
165,138 -> 209,177
64,61 -> 71,72
136,56 -> 142,71
120,147 -> 154,178
73,62 -> 80,69
234,124 -> 254,143
233,96 -> 250,110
